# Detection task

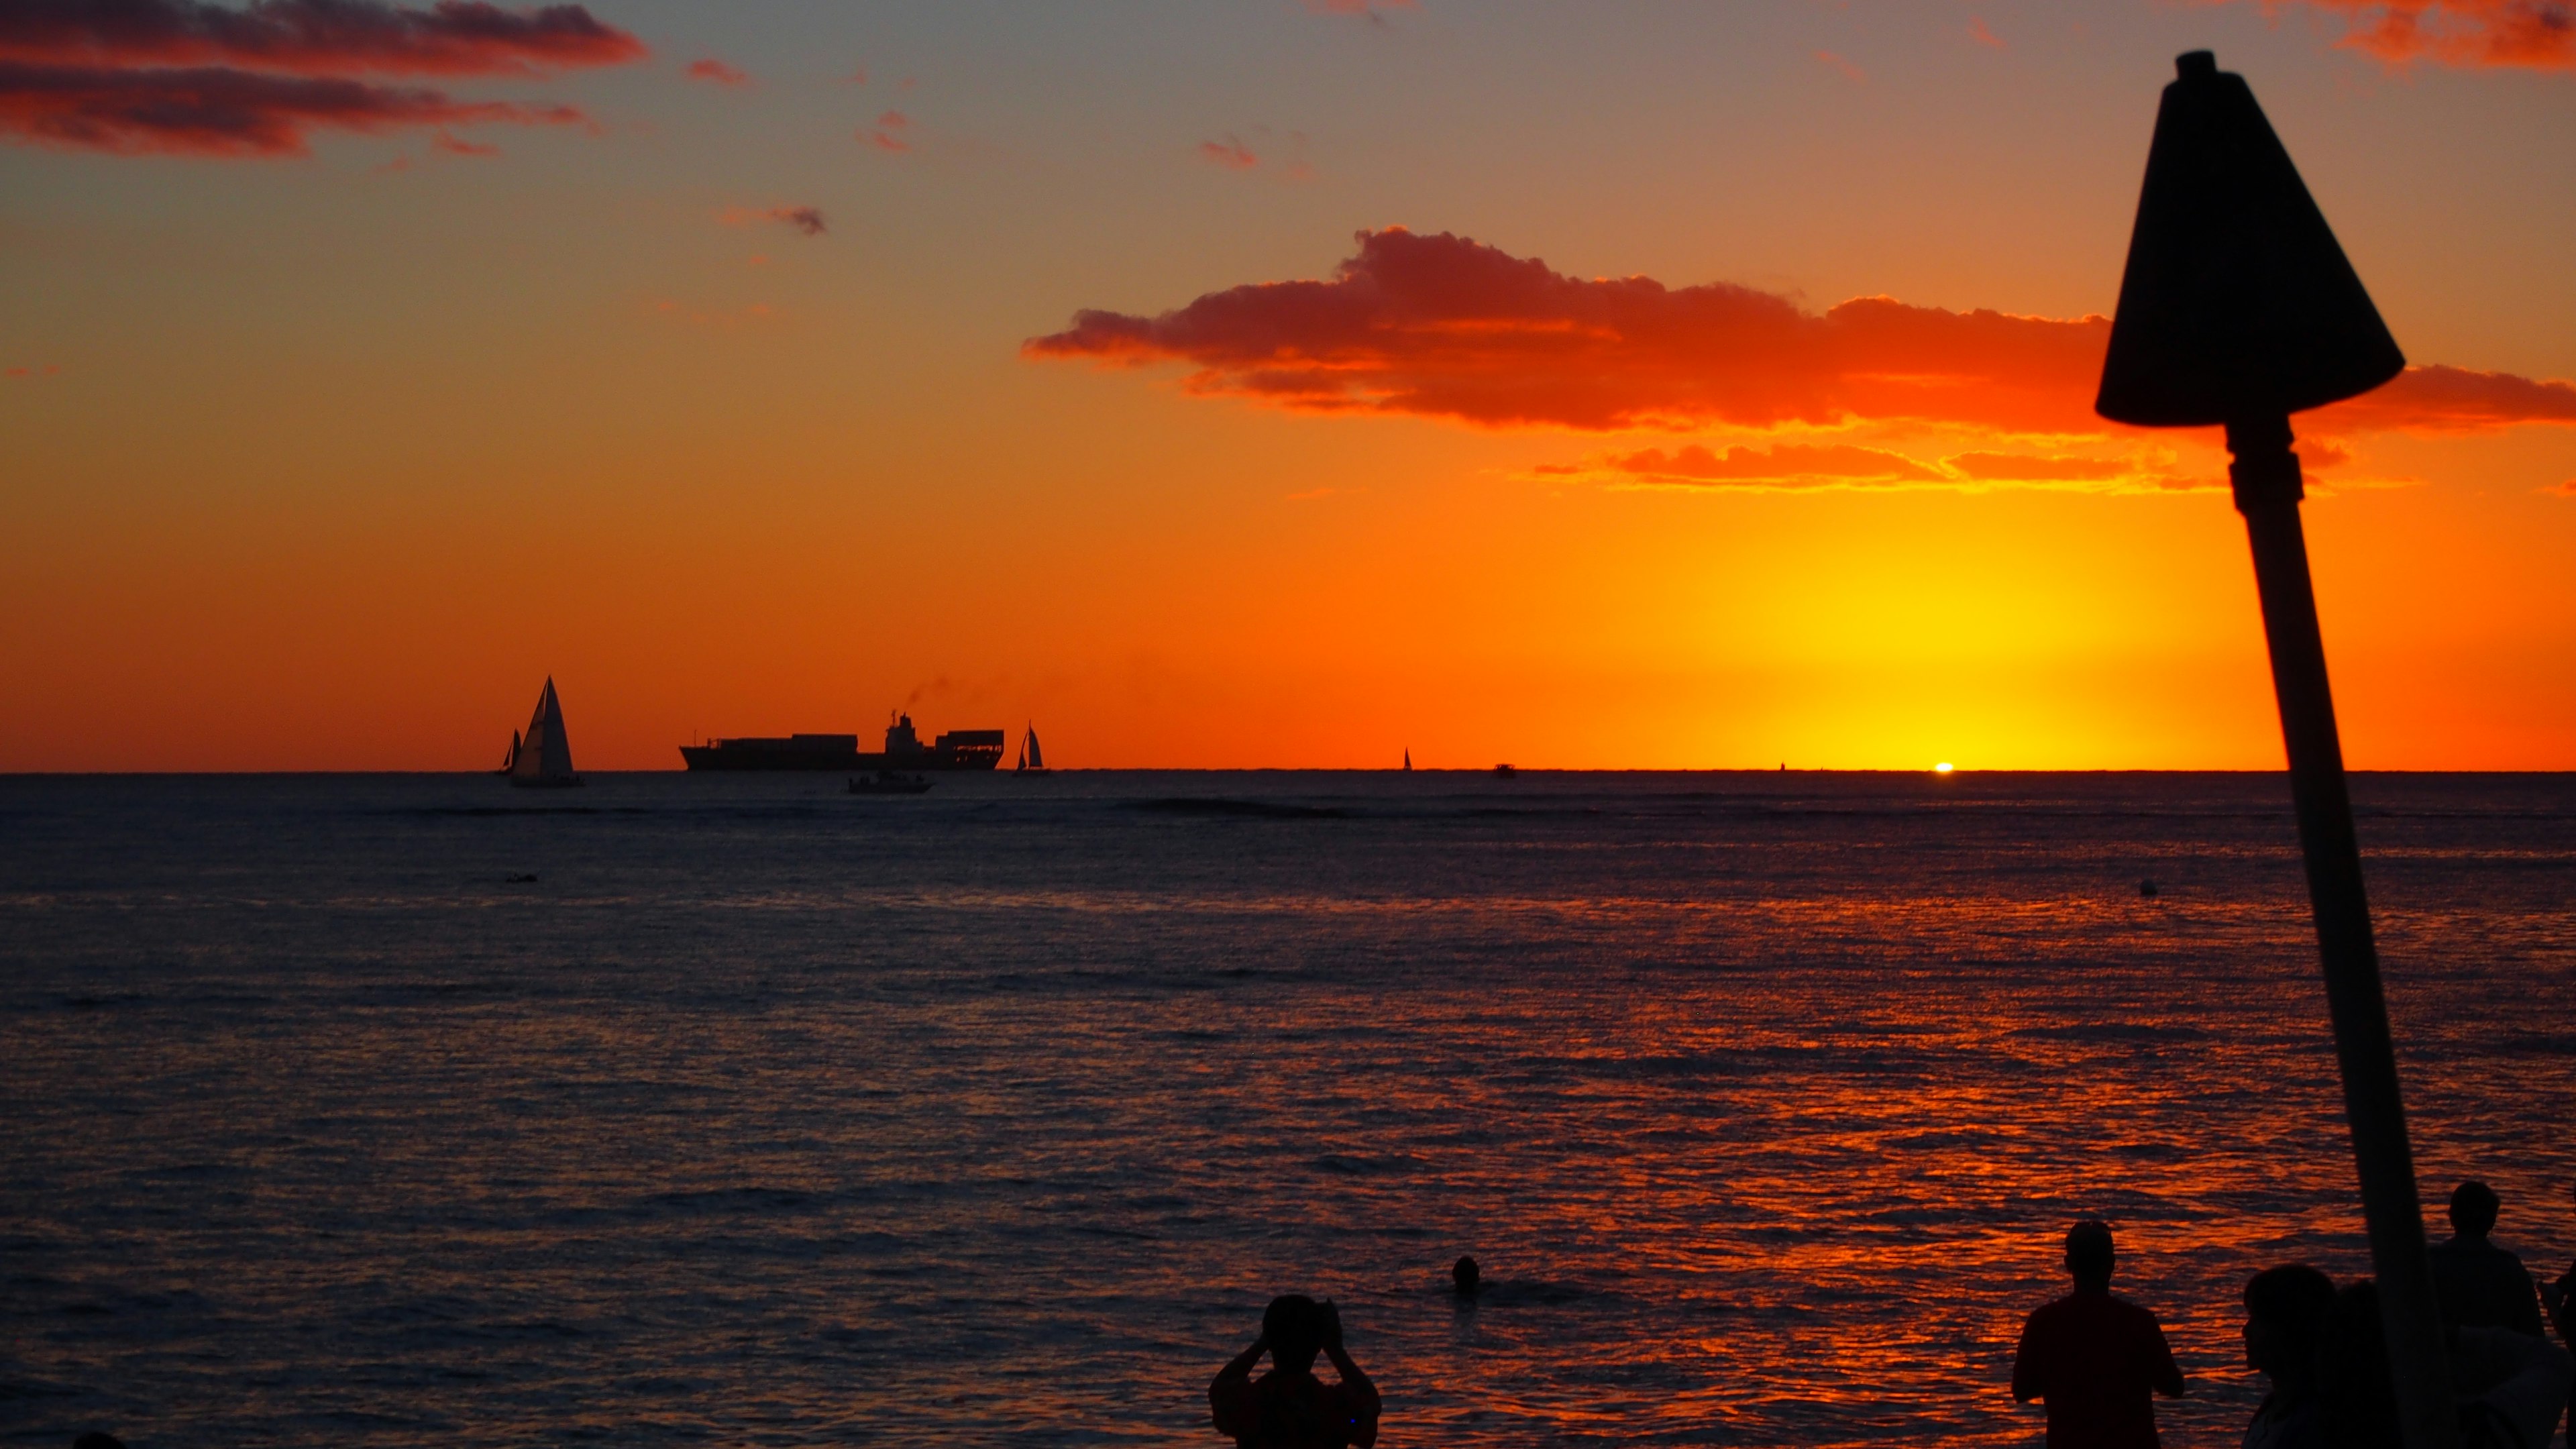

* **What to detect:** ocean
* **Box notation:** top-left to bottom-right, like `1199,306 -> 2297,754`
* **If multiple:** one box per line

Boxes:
3,769 -> 2571,1446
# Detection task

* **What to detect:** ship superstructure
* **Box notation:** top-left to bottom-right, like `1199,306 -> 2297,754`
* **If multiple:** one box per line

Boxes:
680,714 -> 1005,771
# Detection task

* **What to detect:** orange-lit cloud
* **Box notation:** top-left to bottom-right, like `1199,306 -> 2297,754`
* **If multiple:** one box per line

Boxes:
1576,444 -> 2203,493
1815,50 -> 1866,80
0,62 -> 582,154
1944,451 -> 2134,482
0,0 -> 647,75
719,203 -> 826,235
1611,443 -> 1948,486
0,0 -> 635,156
1028,227 -> 2576,441
1197,134 -> 1256,169
2233,1 -> 2576,71
429,127 -> 497,156
1970,16 -> 2006,48
2313,364 -> 2576,432
862,108 -> 907,152
684,56 -> 747,86
1029,227 -> 2112,433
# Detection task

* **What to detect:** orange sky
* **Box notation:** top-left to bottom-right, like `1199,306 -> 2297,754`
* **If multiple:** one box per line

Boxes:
3,1 -> 2572,770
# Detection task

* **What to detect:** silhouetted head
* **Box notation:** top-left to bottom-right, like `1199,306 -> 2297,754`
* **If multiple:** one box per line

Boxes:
2243,1263 -> 2336,1377
73,1435 -> 128,1449
2449,1180 -> 2500,1239
2065,1220 -> 2115,1290
1452,1255 -> 1482,1295
1263,1294 -> 1324,1371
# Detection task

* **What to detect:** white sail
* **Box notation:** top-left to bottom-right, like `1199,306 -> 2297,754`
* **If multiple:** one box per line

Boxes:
508,677 -> 582,786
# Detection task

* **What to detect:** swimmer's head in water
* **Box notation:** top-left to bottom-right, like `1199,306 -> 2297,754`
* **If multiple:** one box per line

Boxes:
1263,1294 -> 1324,1368
1452,1255 -> 1481,1294
2065,1220 -> 2115,1287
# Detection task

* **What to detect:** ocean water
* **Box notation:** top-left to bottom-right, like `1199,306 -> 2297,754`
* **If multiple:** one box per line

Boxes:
3,769 -> 2572,1448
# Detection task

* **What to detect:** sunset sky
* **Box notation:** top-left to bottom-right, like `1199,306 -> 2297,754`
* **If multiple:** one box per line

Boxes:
5,0 -> 2573,771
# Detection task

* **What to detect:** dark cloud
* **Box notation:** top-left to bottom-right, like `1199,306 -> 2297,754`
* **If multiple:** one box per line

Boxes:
0,0 -> 645,76
0,60 -> 580,154
0,0 -> 638,158
721,203 -> 824,236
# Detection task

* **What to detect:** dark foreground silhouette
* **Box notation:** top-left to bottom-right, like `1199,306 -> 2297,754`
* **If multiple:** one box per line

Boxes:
2010,1220 -> 2185,1449
2431,1179 -> 2546,1337
1210,1295 -> 1381,1449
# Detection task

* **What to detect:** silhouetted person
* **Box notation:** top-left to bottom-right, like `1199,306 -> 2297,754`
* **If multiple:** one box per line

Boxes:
2430,1180 -> 2545,1336
72,1436 -> 127,1449
2011,1220 -> 2185,1449
2324,1277 -> 2573,1449
1451,1256 -> 1481,1297
1210,1294 -> 1381,1448
2241,1264 -> 2336,1449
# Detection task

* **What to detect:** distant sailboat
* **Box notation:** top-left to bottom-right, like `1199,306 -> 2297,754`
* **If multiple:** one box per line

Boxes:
1015,724 -> 1047,774
504,677 -> 582,788
1402,748 -> 1412,771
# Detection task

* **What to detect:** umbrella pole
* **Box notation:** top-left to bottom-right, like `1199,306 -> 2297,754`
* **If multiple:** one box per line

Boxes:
2228,415 -> 2457,1449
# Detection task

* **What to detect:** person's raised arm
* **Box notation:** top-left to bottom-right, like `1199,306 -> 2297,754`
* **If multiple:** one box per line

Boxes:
1317,1302 -> 1381,1445
1210,1334 -> 1266,1437
1319,1304 -> 1381,1413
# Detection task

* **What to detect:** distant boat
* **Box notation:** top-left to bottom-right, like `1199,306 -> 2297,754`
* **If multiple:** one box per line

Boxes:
1493,763 -> 1516,777
1015,724 -> 1048,774
1403,748 -> 1412,771
502,677 -> 582,788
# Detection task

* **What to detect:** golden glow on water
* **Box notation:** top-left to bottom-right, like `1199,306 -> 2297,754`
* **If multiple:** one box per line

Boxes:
1,771 -> 2569,1446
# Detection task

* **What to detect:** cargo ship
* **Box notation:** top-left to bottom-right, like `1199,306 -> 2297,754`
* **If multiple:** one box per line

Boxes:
679,714 -> 1006,771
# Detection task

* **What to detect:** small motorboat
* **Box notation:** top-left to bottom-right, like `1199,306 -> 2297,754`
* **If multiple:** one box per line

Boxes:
849,770 -> 932,796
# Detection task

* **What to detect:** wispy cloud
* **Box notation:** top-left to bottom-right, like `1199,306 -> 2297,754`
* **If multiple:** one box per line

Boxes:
0,0 -> 639,157
684,56 -> 747,86
861,108 -> 907,152
0,62 -> 584,155
0,0 -> 646,75
719,203 -> 826,237
2216,1 -> 2576,72
1197,133 -> 1256,170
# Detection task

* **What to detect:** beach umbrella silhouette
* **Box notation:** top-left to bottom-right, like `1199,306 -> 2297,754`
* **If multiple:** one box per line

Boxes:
2098,52 -> 2455,1449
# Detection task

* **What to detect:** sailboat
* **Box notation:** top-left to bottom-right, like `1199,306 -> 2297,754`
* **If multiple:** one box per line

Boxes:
1014,724 -> 1048,775
502,677 -> 582,788
1402,748 -> 1412,771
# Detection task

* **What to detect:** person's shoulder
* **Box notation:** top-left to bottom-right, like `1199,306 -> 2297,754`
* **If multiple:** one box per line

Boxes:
2102,1293 -> 2167,1328
2023,1293 -> 2081,1326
